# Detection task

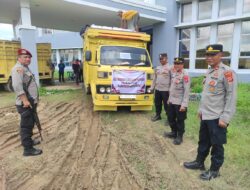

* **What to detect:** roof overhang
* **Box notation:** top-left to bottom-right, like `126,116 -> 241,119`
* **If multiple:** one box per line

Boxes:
0,0 -> 165,32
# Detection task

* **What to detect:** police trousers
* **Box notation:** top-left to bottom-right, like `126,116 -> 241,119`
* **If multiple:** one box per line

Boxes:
154,90 -> 169,115
196,119 -> 227,171
167,103 -> 187,136
16,105 -> 37,149
59,71 -> 65,82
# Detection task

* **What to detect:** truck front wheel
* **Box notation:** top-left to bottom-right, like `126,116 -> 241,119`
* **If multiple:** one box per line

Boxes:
4,78 -> 14,92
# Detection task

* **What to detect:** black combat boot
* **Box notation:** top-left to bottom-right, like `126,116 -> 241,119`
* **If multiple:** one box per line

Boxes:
23,147 -> 43,156
163,131 -> 177,139
200,170 -> 220,180
151,114 -> 161,122
32,139 -> 41,146
173,135 -> 183,145
184,160 -> 205,170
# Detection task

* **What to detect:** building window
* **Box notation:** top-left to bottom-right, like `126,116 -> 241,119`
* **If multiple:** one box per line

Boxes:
181,3 -> 192,23
59,49 -> 71,67
244,0 -> 250,14
179,28 -> 191,68
217,23 -> 234,66
198,0 -> 212,20
239,21 -> 250,69
195,26 -> 211,69
73,49 -> 79,60
219,0 -> 236,17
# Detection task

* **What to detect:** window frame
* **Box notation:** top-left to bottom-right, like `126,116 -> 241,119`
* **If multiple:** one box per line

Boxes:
181,3 -> 192,23
219,0 -> 236,18
217,23 -> 234,67
198,0 -> 213,20
239,21 -> 250,69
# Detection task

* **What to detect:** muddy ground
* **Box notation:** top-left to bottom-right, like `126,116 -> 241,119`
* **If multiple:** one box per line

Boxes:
0,86 -> 247,190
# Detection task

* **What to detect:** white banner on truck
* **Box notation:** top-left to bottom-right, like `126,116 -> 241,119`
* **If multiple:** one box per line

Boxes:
111,70 -> 146,94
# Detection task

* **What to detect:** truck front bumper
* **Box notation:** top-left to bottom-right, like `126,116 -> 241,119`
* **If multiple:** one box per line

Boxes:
93,94 -> 153,111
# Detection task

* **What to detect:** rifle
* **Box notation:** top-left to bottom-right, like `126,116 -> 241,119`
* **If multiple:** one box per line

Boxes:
28,97 -> 43,141
23,76 -> 43,141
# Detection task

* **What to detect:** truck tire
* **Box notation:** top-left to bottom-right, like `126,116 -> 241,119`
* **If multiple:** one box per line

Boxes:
4,78 -> 14,92
85,85 -> 91,95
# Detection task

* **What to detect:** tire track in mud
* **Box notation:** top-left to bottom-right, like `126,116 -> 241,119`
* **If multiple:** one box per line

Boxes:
2,102 -> 82,190
0,102 -> 77,158
44,100 -> 142,190
0,99 -> 144,190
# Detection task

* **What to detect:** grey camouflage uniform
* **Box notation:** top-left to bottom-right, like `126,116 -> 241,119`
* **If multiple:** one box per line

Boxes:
150,64 -> 171,91
199,62 -> 237,124
12,61 -> 38,105
169,67 -> 190,107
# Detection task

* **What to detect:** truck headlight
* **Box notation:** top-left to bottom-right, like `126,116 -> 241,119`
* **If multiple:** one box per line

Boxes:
106,87 -> 111,93
147,88 -> 152,93
146,86 -> 153,94
98,71 -> 108,78
100,87 -> 105,93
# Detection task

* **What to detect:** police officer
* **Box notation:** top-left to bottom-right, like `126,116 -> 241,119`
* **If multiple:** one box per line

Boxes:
150,53 -> 171,123
12,48 -> 43,156
164,57 -> 190,145
184,44 -> 237,180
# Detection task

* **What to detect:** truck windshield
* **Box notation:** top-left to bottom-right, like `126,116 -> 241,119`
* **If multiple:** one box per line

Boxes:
100,46 -> 151,67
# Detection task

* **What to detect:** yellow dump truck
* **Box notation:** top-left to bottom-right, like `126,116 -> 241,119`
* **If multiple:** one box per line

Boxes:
82,25 -> 154,111
0,40 -> 52,91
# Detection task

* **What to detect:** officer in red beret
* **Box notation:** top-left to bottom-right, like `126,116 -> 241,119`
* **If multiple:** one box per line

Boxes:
11,48 -> 43,156
17,48 -> 32,57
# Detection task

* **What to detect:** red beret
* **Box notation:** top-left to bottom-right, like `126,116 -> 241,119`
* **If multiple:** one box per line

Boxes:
17,48 -> 32,57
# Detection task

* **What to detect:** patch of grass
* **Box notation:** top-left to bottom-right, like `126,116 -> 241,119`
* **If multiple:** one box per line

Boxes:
54,71 -> 59,80
190,76 -> 203,93
159,176 -> 167,190
0,87 -> 83,107
40,88 -> 83,103
39,87 -> 76,96
186,83 -> 250,187
127,155 -> 147,175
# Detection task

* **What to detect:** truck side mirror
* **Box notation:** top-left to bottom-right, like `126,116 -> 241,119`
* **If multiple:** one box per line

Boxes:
85,51 -> 92,61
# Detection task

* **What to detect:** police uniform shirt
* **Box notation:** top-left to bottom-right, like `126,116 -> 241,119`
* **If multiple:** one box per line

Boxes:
11,61 -> 38,105
150,64 -> 171,91
199,62 -> 237,123
168,67 -> 190,107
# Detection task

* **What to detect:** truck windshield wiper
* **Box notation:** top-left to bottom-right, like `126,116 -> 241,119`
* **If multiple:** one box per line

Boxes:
134,62 -> 145,66
117,62 -> 130,65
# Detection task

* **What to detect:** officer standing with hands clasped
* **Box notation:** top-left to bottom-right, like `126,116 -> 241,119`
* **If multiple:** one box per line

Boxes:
12,48 -> 43,156
150,53 -> 171,124
184,44 -> 237,180
164,57 -> 190,145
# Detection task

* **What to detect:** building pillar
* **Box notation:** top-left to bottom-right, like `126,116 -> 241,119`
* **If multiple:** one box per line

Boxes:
231,21 -> 241,71
18,0 -> 39,85
56,49 -> 60,64
78,49 -> 82,61
152,1 -> 177,67
189,27 -> 196,70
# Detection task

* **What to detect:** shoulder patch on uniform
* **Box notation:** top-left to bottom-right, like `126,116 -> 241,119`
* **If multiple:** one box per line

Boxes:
183,75 -> 189,83
224,70 -> 233,83
16,68 -> 24,74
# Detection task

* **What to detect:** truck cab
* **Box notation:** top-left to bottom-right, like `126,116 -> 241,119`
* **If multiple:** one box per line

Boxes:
82,25 -> 154,111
